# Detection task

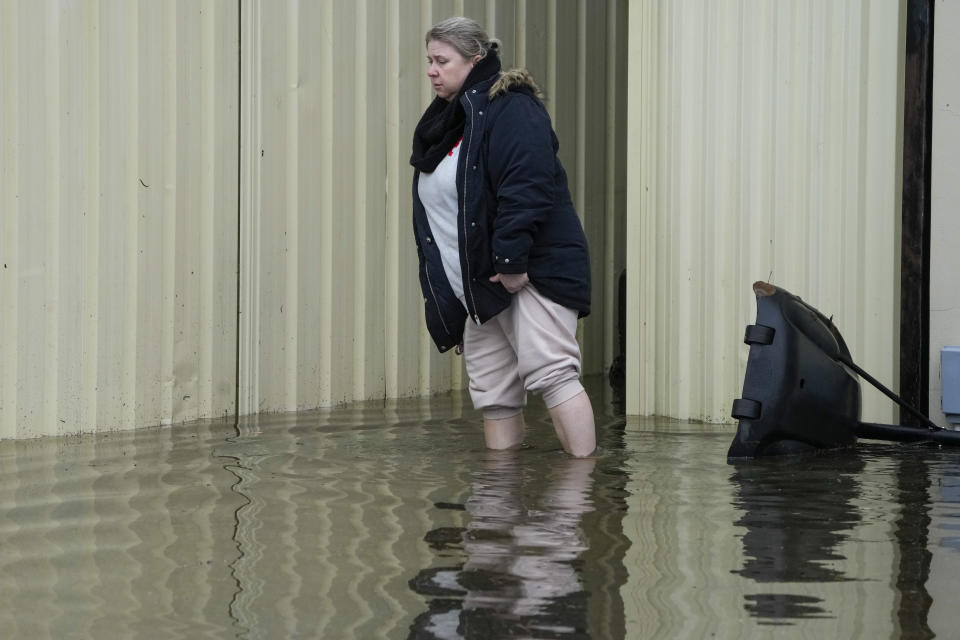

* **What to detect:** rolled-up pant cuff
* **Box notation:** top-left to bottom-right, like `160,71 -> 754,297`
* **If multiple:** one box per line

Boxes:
541,379 -> 585,410
481,406 -> 524,421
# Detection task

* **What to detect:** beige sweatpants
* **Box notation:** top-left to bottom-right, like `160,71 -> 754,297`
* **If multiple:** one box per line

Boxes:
463,285 -> 584,420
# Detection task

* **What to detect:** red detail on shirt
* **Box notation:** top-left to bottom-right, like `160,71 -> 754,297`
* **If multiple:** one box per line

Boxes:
448,137 -> 463,156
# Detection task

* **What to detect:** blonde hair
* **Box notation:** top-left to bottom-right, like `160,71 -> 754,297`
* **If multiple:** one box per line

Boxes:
425,17 -> 501,60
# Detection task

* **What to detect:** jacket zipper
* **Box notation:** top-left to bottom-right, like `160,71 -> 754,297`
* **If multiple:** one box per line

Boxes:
461,94 -> 480,323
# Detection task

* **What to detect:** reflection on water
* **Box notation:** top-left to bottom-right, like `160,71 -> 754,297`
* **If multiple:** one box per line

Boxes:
408,452 -> 596,639
730,454 -> 865,623
893,456 -> 934,639
1,379 -> 960,638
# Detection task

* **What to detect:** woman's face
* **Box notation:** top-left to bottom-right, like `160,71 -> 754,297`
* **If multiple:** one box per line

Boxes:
426,40 -> 479,102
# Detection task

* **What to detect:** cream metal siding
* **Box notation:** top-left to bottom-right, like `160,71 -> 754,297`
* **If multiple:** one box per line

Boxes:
929,0 -> 960,428
0,1 -> 240,438
239,0 -> 627,413
627,0 -> 904,423
2,1 -> 626,437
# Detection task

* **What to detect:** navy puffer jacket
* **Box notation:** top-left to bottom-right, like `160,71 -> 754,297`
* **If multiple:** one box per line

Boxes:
412,70 -> 591,353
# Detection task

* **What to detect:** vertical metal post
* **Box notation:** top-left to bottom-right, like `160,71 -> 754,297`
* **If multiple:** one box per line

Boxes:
900,0 -> 934,424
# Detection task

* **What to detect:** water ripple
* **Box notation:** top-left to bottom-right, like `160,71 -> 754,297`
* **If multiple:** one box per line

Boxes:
3,384 -> 960,638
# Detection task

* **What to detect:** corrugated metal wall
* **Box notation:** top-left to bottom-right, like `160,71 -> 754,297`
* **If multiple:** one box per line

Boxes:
929,0 -> 960,428
0,0 -> 912,435
239,0 -> 627,414
1,0 -> 626,437
0,1 -> 240,438
627,0 -> 904,423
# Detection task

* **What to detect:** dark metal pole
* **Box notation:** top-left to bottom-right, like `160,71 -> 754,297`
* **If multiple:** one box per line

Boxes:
900,0 -> 934,425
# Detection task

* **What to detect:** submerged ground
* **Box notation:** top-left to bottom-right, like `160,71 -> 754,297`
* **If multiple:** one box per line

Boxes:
1,377 -> 958,639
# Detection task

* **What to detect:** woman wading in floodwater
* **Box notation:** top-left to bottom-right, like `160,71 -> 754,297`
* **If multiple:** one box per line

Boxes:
410,17 -> 596,457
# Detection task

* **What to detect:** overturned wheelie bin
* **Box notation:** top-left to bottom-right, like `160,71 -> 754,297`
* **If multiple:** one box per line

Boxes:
728,282 -> 960,460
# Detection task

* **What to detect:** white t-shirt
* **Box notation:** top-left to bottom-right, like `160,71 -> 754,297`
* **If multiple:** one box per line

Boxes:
417,138 -> 468,311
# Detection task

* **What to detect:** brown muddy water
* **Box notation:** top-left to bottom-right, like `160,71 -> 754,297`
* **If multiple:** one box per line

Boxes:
1,377 -> 959,639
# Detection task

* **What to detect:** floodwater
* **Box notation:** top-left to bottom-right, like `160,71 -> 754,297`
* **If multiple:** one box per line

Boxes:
1,378 -> 960,639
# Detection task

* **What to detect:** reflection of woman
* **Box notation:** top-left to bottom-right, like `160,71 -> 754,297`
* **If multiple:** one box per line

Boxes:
410,17 -> 596,456
462,454 -> 596,620
408,452 -> 596,638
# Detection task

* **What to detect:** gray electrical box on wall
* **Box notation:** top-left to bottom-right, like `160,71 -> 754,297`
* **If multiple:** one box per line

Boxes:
944,347 -> 960,425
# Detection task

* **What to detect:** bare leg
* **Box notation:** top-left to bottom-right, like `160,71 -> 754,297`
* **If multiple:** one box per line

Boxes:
553,418 -> 571,452
548,391 -> 596,457
483,413 -> 525,450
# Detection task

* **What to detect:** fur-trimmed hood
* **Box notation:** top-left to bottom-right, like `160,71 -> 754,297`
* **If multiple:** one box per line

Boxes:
488,68 -> 543,100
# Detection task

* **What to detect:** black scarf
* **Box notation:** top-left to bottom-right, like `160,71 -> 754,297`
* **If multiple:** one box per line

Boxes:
410,53 -> 501,173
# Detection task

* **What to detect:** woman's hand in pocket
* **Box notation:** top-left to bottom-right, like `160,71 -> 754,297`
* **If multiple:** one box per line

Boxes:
489,272 -> 529,294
